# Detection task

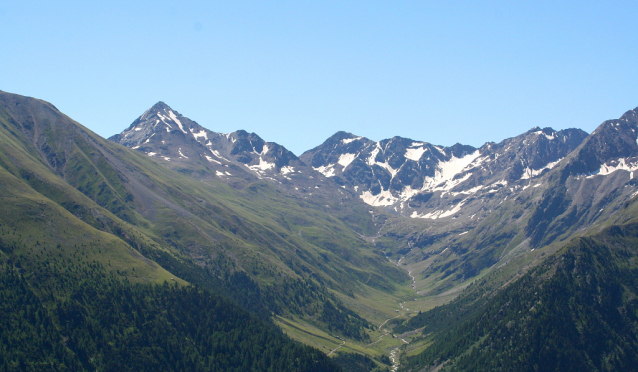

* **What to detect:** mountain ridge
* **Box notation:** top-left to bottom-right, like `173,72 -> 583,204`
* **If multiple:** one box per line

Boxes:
110,99 -> 638,301
7,88 -> 638,371
1,90 -> 411,351
109,102 -> 310,187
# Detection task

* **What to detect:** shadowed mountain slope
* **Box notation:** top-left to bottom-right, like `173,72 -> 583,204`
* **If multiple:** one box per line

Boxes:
401,219 -> 638,371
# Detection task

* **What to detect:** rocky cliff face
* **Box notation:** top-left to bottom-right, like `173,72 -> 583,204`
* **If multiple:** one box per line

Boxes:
526,107 -> 638,248
300,127 -> 588,218
395,107 -> 638,293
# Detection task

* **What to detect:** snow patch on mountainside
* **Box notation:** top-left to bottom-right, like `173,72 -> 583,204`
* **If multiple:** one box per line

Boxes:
533,130 -> 556,140
281,166 -> 295,175
585,158 -> 638,178
411,199 -> 467,219
191,129 -> 208,140
248,158 -> 275,172
444,184 -> 484,197
405,147 -> 426,161
367,147 -> 381,166
378,161 -> 400,178
521,159 -> 561,180
155,114 -> 172,130
342,137 -> 362,144
398,185 -> 425,200
205,155 -> 221,164
360,190 -> 398,206
315,164 -> 336,177
338,153 -> 357,168
167,110 -> 187,133
261,144 -> 269,155
365,147 -> 400,177
210,150 -> 230,162
438,151 -> 481,182
419,151 -> 480,192
427,172 -> 473,192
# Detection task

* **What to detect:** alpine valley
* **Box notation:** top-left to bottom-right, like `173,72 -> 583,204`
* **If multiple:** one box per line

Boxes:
3,89 -> 638,372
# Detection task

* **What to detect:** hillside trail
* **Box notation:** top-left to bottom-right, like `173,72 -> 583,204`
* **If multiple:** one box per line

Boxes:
327,336 -> 345,356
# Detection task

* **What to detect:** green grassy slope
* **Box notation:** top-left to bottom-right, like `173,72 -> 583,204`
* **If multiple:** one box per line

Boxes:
0,110 -> 180,284
0,91 -> 409,342
0,93 -> 343,371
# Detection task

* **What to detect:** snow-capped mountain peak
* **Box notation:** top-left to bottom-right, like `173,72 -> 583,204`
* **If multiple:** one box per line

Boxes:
301,126 -> 588,215
110,102 -> 318,188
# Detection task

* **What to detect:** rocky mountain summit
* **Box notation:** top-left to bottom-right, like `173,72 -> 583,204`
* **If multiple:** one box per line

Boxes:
110,102 -> 315,189
109,101 -> 377,237
525,106 -> 638,248
112,102 -> 593,224
301,127 -> 588,217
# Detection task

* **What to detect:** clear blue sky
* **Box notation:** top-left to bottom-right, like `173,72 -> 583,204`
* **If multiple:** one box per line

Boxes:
2,1 -> 637,155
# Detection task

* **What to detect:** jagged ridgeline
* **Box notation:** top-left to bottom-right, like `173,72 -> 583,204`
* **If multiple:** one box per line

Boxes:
0,91 -> 406,369
9,87 -> 638,371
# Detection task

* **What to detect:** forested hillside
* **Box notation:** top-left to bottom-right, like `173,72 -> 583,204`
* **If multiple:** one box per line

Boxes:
0,257 -> 339,372
400,221 -> 638,371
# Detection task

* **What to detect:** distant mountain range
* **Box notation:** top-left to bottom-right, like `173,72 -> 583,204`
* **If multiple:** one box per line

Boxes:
302,127 -> 587,212
4,88 -> 638,371
109,98 -> 638,371
111,100 -> 638,290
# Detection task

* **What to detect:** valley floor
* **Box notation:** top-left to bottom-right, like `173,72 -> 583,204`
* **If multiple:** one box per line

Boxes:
276,254 -> 457,372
